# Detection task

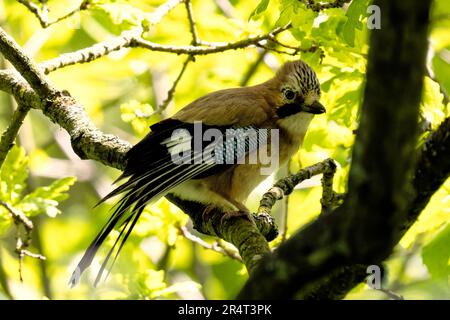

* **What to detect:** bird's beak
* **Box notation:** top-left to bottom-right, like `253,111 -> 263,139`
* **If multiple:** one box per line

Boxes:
300,101 -> 326,114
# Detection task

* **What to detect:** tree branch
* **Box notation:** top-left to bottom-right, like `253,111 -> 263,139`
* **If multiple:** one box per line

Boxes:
166,194 -> 274,273
146,0 -> 185,25
184,0 -> 199,46
0,103 -> 30,168
0,31 -> 131,170
39,0 -> 184,73
257,158 -> 338,215
17,0 -> 86,29
0,200 -> 46,282
17,0 -> 181,29
133,26 -> 290,55
0,27 -> 55,97
299,116 -> 450,300
179,226 -> 242,262
238,0 -> 433,299
156,55 -> 193,114
0,20 -> 282,275
39,29 -> 142,74
35,25 -> 291,76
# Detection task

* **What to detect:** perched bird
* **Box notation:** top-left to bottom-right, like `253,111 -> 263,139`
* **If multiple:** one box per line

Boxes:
70,59 -> 325,286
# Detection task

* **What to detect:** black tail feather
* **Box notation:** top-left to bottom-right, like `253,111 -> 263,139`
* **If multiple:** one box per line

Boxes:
95,203 -> 145,286
93,212 -> 134,286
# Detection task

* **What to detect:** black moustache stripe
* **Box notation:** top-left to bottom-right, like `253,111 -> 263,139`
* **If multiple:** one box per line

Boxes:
276,103 -> 301,118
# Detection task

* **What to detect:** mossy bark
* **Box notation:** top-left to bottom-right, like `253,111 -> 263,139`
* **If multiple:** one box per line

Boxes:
238,0 -> 433,299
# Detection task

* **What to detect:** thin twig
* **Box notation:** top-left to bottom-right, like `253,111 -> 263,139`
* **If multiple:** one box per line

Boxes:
302,0 -> 351,12
35,25 -> 291,76
0,104 -> 30,169
133,25 -> 290,55
240,49 -> 267,86
0,27 -> 56,96
256,35 -> 320,57
253,159 -> 343,243
17,0 -> 43,24
146,0 -> 185,25
156,55 -> 193,114
0,200 -> 33,231
256,43 -> 299,56
45,2 -> 89,27
17,0 -> 90,28
0,201 -> 46,282
184,0 -> 199,46
258,158 -> 340,215
39,28 -> 143,74
179,226 -> 242,262
320,159 -> 345,213
39,0 -> 184,73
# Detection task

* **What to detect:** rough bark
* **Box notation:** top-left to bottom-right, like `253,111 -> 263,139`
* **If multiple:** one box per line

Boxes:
238,0 -> 433,299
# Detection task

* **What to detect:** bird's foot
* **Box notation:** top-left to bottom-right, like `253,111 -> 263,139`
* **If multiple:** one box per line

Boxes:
220,210 -> 255,225
201,203 -> 220,220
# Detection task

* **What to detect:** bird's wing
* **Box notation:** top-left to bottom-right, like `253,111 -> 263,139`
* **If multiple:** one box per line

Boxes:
171,87 -> 272,126
70,90 -> 273,287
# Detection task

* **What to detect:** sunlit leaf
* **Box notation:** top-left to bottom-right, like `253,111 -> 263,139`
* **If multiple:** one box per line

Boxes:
338,0 -> 370,46
421,77 -> 446,127
422,223 -> 450,279
0,146 -> 28,204
249,0 -> 270,21
18,177 -> 76,217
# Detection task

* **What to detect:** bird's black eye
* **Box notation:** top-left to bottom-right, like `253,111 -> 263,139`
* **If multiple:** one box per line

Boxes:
283,89 -> 296,101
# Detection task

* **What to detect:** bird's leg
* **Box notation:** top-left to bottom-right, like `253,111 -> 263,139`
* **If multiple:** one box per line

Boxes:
208,189 -> 250,213
201,203 -> 219,220
200,193 -> 256,232
201,201 -> 253,224
224,198 -> 250,213
220,210 -> 255,226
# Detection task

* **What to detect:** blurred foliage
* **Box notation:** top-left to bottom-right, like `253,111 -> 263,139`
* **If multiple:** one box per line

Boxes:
0,0 -> 448,300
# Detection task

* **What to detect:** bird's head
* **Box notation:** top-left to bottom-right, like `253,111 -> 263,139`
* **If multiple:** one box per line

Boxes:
274,60 -> 325,118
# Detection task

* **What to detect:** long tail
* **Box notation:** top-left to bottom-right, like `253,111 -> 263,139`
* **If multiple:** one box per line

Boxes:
69,119 -> 262,286
69,198 -> 146,288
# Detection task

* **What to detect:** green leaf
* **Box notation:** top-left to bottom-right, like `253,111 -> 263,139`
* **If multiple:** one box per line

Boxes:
421,77 -> 446,127
93,3 -> 148,27
0,209 -> 12,234
0,145 -> 28,204
275,0 -> 300,27
311,13 -> 347,42
422,223 -> 450,279
300,49 -> 324,69
338,0 -> 369,47
29,177 -> 76,202
432,55 -> 450,110
130,269 -> 200,299
18,176 -> 76,217
121,100 -> 159,136
249,0 -> 270,21
291,6 -> 316,31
